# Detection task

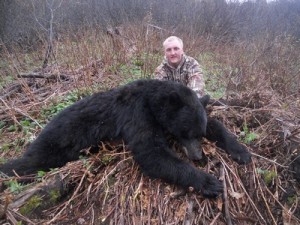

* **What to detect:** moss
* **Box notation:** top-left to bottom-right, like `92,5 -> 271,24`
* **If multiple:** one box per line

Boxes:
256,168 -> 277,186
49,190 -> 61,204
20,195 -> 43,215
287,195 -> 297,206
101,155 -> 114,165
263,170 -> 277,186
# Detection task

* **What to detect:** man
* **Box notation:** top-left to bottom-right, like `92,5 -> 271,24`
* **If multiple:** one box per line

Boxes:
154,36 -> 205,97
154,36 -> 252,165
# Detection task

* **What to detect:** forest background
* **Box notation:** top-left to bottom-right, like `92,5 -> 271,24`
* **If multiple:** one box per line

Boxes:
1,0 -> 300,96
0,0 -> 300,224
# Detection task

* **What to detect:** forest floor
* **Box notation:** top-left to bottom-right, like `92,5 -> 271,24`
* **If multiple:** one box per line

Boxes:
0,59 -> 300,225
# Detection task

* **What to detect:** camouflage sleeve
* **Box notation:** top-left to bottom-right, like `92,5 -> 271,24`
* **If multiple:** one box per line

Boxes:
154,63 -> 168,80
187,60 -> 205,97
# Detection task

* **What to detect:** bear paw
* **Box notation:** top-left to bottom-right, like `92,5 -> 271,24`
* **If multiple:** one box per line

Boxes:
227,143 -> 252,165
197,173 -> 223,198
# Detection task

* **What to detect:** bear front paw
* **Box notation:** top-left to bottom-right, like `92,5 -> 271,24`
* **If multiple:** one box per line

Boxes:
230,149 -> 252,164
197,173 -> 223,198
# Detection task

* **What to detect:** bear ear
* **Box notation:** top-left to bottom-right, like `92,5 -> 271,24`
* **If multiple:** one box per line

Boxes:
167,91 -> 184,108
199,95 -> 210,107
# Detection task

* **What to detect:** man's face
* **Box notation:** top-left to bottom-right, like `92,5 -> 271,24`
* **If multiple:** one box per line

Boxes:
164,40 -> 184,68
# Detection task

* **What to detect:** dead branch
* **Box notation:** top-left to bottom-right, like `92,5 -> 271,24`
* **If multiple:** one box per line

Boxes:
0,81 -> 299,224
18,72 -> 69,81
0,98 -> 43,128
9,174 -> 68,209
0,84 -> 22,99
220,164 -> 233,225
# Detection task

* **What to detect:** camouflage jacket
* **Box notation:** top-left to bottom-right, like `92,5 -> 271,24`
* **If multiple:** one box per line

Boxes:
154,54 -> 205,97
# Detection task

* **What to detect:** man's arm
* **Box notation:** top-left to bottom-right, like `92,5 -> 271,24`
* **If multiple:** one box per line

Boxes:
187,59 -> 205,97
154,63 -> 168,80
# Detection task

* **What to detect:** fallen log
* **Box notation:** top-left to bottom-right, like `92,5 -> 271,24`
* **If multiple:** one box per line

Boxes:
18,72 -> 70,81
0,174 -> 70,222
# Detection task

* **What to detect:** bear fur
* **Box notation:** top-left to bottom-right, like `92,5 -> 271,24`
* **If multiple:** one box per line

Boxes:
0,79 -> 251,198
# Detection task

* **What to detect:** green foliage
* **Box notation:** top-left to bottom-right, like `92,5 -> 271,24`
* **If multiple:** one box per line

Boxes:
256,168 -> 277,186
133,53 -> 161,78
20,119 -> 38,136
6,119 -> 37,134
41,89 -> 92,120
241,122 -> 258,144
101,154 -> 114,165
244,132 -> 257,144
1,138 -> 27,153
119,63 -> 143,85
1,143 -> 17,153
199,52 -> 226,98
0,73 -> 14,90
113,53 -> 159,85
1,89 -> 95,156
4,180 -> 26,194
0,121 -> 6,130
1,118 -> 39,153
7,124 -> 17,132
36,170 -> 47,181
41,92 -> 78,119
1,143 -> 10,152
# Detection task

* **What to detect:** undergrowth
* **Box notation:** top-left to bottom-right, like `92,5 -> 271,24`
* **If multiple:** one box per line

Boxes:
0,28 -> 299,165
0,24 -> 299,225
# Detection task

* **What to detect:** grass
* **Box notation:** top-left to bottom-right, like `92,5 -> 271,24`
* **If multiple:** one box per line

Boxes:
198,52 -> 228,98
0,118 -> 39,156
0,74 -> 14,90
4,180 -> 27,194
40,91 -> 82,121
0,25 -> 299,225
0,29 -> 298,162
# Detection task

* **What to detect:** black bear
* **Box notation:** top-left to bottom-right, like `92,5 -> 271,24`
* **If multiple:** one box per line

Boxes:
0,80 -> 251,198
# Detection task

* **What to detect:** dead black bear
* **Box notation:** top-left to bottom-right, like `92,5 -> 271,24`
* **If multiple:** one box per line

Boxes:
0,79 -> 251,198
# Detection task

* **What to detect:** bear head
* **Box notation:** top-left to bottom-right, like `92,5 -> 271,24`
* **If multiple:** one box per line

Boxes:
149,82 -> 210,160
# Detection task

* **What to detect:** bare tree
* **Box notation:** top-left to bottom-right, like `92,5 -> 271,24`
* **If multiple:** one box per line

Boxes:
1,0 -> 300,47
31,0 -> 62,68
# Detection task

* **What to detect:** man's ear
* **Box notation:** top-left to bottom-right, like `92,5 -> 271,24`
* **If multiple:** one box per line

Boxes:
199,95 -> 210,107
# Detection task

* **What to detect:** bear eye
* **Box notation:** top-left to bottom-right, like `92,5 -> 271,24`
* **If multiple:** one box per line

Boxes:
181,129 -> 199,139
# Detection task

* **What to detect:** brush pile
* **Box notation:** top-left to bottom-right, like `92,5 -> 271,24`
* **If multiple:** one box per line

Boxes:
0,70 -> 299,225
